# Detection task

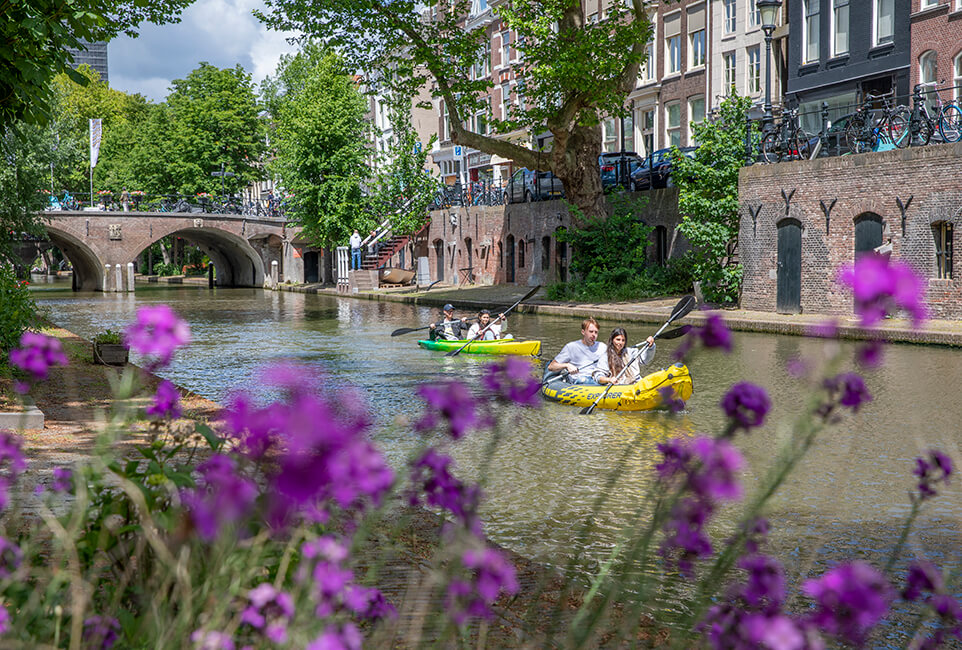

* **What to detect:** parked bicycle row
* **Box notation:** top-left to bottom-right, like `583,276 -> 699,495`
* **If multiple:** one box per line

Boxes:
43,192 -> 287,218
753,82 -> 962,164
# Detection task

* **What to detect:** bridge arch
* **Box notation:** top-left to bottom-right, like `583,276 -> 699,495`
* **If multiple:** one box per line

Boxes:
44,226 -> 104,291
135,227 -> 265,287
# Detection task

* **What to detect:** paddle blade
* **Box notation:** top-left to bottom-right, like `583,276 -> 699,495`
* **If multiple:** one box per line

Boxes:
391,327 -> 419,337
669,295 -> 697,323
579,404 -> 596,415
659,325 -> 692,340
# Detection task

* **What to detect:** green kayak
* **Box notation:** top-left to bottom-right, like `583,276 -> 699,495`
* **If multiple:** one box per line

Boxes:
417,338 -> 542,356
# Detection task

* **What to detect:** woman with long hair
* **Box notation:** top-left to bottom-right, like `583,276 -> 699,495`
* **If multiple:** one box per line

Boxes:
597,328 -> 655,385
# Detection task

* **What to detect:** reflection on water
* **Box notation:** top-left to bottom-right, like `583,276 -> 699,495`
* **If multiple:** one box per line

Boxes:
35,281 -> 962,590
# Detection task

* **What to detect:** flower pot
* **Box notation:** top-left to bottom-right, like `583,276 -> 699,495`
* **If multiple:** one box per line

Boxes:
93,343 -> 128,366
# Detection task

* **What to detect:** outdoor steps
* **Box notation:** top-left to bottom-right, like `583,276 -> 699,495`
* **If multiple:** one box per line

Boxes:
350,270 -> 379,292
361,235 -> 409,270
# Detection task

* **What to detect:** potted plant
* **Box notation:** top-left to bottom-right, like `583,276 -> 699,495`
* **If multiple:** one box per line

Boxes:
92,329 -> 128,366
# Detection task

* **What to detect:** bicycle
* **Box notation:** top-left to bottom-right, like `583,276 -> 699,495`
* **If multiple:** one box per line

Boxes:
842,92 -> 910,154
910,81 -> 962,146
760,108 -> 819,163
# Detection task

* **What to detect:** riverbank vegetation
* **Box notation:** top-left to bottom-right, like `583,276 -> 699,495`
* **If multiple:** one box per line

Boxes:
0,254 -> 957,647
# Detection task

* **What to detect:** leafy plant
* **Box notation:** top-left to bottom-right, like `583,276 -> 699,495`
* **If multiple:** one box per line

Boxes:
152,262 -> 178,277
0,266 -> 37,354
92,329 -> 123,345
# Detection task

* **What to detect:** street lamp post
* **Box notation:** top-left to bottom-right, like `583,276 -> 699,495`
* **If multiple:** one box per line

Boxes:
211,162 -> 235,198
757,0 -> 781,129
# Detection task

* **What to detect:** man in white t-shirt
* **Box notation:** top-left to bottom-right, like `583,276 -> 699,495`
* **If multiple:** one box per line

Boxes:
547,317 -> 606,385
349,229 -> 363,270
466,309 -> 506,340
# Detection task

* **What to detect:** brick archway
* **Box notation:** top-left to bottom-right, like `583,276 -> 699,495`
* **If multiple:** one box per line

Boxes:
44,226 -> 105,291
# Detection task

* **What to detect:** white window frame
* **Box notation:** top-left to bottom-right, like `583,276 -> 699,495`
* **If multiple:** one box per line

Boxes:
690,29 -> 706,68
724,0 -> 737,33
748,46 -> 761,94
603,117 -> 618,152
667,34 -> 681,74
873,0 -> 894,46
688,95 -> 706,140
955,52 -> 962,102
441,101 -> 450,141
803,0 -> 820,64
642,108 -> 655,155
832,0 -> 849,57
666,101 -> 681,147
920,0 -> 938,8
748,0 -> 761,28
724,52 -> 737,93
920,50 -> 939,111
501,30 -> 511,65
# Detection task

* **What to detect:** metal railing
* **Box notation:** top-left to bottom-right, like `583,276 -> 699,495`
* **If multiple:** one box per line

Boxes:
42,193 -> 288,218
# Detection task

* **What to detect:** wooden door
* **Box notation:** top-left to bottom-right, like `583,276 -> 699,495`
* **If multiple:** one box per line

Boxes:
776,219 -> 802,314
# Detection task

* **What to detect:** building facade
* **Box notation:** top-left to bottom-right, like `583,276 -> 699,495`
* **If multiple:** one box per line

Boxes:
66,40 -> 109,83
908,0 -> 962,110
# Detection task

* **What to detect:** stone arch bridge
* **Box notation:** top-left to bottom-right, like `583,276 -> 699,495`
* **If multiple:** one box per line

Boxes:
34,211 -> 295,291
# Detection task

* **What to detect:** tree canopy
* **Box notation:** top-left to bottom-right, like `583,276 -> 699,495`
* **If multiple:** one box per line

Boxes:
262,44 -> 370,247
0,0 -> 194,127
257,0 -> 652,220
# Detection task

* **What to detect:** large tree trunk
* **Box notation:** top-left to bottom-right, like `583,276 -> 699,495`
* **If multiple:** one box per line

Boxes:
551,124 -> 606,225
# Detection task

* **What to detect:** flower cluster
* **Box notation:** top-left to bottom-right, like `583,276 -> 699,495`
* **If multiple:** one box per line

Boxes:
239,583 -> 295,644
720,382 -> 771,433
658,385 -> 686,413
51,467 -> 73,493
656,436 -> 745,575
446,547 -> 519,625
481,357 -> 541,407
83,615 -> 121,649
300,535 -> 395,624
146,380 -> 181,420
902,561 -> 962,648
180,454 -> 257,541
9,331 -> 68,389
0,537 -> 23,578
408,449 -> 483,536
802,562 -> 894,646
913,449 -> 953,501
821,372 -> 872,415
675,312 -> 733,360
415,381 -> 484,439
124,305 -> 191,370
839,254 -> 927,326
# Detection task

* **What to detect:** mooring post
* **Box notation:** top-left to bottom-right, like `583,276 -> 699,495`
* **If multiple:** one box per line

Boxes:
103,265 -> 110,293
208,264 -> 214,289
126,263 -> 135,293
113,264 -> 122,293
271,260 -> 278,288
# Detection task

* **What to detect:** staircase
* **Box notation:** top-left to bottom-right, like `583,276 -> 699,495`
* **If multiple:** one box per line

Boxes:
361,234 -> 409,270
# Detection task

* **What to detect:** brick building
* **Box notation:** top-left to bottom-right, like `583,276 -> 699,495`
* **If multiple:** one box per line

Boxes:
909,0 -> 962,108
739,142 -> 962,318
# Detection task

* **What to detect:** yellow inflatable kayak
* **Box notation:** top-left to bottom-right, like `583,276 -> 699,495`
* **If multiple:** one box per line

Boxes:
541,363 -> 693,411
417,338 -> 542,356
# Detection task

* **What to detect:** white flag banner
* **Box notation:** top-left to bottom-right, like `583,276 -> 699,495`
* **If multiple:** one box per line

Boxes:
89,118 -> 102,168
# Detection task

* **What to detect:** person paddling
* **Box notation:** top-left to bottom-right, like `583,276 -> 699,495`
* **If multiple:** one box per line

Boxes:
596,328 -> 655,385
547,317 -> 606,385
466,309 -> 507,341
428,304 -> 468,341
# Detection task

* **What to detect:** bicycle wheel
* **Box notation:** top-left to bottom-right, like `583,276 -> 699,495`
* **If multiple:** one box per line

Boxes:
915,117 -> 933,146
888,111 -> 910,149
844,119 -> 869,154
760,131 -> 780,163
939,104 -> 962,143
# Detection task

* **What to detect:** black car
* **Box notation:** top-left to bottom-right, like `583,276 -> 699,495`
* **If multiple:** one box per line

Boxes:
504,168 -> 565,203
629,146 -> 697,191
599,151 -> 645,191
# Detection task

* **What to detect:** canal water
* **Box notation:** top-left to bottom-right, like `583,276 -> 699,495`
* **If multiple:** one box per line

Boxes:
34,281 -> 962,604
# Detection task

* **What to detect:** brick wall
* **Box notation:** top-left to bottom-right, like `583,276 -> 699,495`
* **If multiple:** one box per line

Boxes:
909,1 -> 962,95
739,142 -> 962,318
417,190 -> 688,287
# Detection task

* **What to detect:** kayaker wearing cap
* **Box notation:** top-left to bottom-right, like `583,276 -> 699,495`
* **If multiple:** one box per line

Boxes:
547,317 -> 606,385
429,304 -> 468,341
466,309 -> 507,341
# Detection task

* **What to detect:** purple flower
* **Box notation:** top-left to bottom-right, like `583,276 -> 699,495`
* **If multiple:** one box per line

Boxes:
0,605 -> 8,635
802,561 -> 893,647
342,585 -> 397,621
658,385 -> 686,413
721,382 -> 771,432
823,372 -> 872,413
307,623 -> 362,650
446,547 -> 519,625
408,449 -> 483,535
52,467 -> 72,493
660,496 -> 714,576
481,357 -> 541,407
700,313 -> 733,352
739,554 -> 787,612
124,304 -> 190,369
180,454 -> 258,541
914,450 -> 953,501
239,583 -> 295,644
807,319 -> 839,338
839,254 -> 927,327
82,615 -> 121,649
855,339 -> 885,367
0,537 -> 23,578
416,382 -> 482,439
903,560 -> 944,601
687,437 -> 745,501
190,630 -> 235,650
146,380 -> 181,420
9,331 -> 68,381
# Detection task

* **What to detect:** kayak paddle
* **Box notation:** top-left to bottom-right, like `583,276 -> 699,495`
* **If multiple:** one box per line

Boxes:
580,295 -> 696,415
391,317 -> 478,337
444,285 -> 541,357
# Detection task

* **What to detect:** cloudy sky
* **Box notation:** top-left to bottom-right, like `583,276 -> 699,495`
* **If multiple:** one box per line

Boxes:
108,0 -> 299,102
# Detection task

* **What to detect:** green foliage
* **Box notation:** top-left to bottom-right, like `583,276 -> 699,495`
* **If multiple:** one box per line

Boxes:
0,267 -> 37,354
673,94 -> 754,306
92,329 -> 123,345
546,258 -> 693,303
0,0 -> 193,127
263,44 -> 371,247
152,262 -> 178,277
0,122 -> 56,265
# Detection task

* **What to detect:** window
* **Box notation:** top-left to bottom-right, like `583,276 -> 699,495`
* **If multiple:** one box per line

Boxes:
516,78 -> 525,107
748,46 -> 761,93
874,0 -> 894,45
748,0 -> 761,27
935,222 -> 953,279
955,53 -> 962,102
642,109 -> 655,154
724,0 -> 737,33
603,118 -> 618,152
920,0 -> 937,8
501,31 -> 511,64
441,100 -> 450,141
589,12 -> 598,23
518,241 -> 525,268
804,0 -> 820,64
724,52 -> 737,93
832,0 -> 849,56
501,82 -> 510,115
689,96 -> 706,139
690,29 -> 706,67
666,102 -> 681,147
641,19 -> 656,83
920,51 -> 938,111
665,12 -> 681,74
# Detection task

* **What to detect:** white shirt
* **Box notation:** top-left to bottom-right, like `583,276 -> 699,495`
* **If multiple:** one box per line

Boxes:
349,233 -> 362,249
596,344 -> 655,384
553,340 -> 607,377
467,321 -> 503,340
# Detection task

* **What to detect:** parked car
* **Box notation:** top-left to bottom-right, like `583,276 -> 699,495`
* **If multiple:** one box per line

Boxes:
823,113 -> 854,156
629,146 -> 697,191
599,151 -> 645,191
504,168 -> 565,203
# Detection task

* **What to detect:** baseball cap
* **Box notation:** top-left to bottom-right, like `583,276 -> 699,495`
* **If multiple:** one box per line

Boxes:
480,309 -> 491,315
443,303 -> 454,311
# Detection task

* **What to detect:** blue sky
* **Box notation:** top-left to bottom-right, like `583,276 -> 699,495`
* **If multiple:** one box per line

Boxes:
108,0 -> 298,102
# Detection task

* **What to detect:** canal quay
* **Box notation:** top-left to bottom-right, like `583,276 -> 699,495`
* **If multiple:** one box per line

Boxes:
30,277 -> 962,594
